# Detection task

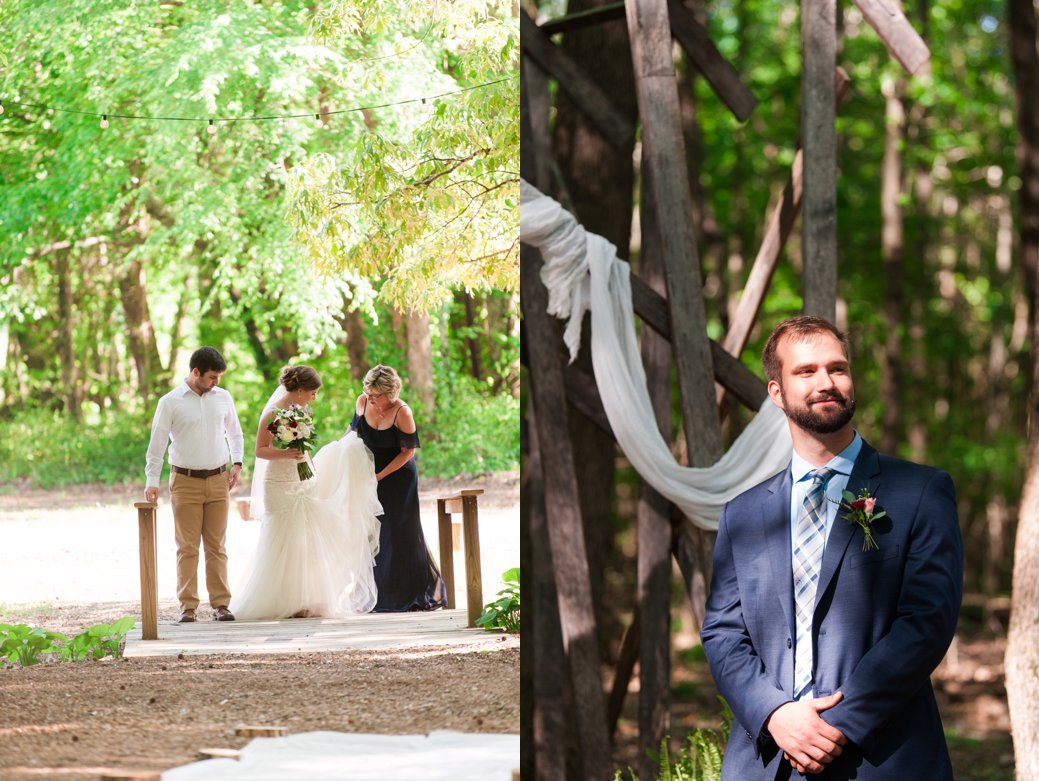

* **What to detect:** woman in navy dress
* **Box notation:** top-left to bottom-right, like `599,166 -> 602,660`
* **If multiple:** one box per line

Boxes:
350,365 -> 447,612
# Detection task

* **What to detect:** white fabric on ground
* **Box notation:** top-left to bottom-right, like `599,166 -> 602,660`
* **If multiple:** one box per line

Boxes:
161,730 -> 520,781
520,179 -> 793,530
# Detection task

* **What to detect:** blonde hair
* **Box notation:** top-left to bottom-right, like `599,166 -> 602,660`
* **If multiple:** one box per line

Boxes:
279,365 -> 322,392
363,364 -> 402,402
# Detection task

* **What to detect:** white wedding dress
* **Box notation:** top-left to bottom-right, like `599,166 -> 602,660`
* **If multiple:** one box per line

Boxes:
229,421 -> 382,620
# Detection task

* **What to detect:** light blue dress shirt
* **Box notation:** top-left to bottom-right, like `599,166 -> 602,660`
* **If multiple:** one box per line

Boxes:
789,432 -> 863,700
789,432 -> 863,551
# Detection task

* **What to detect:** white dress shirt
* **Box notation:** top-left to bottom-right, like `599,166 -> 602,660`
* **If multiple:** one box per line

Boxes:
145,382 -> 245,488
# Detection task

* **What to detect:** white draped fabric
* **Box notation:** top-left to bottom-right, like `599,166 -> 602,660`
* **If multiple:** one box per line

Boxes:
161,731 -> 519,781
520,179 -> 793,530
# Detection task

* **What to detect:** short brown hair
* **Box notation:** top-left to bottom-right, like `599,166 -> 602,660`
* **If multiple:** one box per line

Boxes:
762,316 -> 849,383
279,365 -> 322,392
363,364 -> 402,402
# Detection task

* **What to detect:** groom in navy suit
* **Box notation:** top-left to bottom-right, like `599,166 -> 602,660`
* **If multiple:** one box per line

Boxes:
701,316 -> 963,779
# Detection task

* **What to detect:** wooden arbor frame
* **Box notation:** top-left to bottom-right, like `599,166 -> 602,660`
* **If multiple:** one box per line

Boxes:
520,1 -> 930,779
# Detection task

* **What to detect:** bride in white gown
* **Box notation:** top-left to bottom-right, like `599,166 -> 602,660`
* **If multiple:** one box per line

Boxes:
229,365 -> 382,620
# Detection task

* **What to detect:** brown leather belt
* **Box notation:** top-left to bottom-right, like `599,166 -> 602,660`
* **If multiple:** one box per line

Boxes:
171,464 -> 227,479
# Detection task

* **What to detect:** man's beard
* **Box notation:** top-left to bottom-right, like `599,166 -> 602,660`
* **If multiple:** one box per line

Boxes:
780,388 -> 856,434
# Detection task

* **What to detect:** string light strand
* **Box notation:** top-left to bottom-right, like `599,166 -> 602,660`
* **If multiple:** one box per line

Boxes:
0,77 -> 512,127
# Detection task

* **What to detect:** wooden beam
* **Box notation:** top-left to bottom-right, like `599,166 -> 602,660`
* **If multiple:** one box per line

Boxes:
634,163 -> 674,779
522,245 -> 613,780
801,0 -> 839,321
627,273 -> 769,408
624,0 -> 724,467
520,12 -> 635,147
526,409 -> 567,780
667,0 -> 757,122
538,1 -> 757,122
539,2 -> 627,36
717,68 -> 852,403
522,57 -> 554,193
853,0 -> 930,75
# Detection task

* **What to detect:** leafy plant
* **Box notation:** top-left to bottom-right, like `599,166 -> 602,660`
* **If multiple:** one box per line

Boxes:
58,617 -> 136,661
0,617 -> 135,666
475,567 -> 520,632
614,699 -> 732,781
0,624 -> 67,666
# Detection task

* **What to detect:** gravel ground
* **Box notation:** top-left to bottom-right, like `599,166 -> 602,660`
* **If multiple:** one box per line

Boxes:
0,474 -> 520,780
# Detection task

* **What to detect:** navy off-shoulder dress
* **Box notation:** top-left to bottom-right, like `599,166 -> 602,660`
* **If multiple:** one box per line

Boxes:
351,402 -> 447,612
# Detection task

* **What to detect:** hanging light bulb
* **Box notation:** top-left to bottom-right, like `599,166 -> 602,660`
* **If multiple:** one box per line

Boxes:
207,119 -> 216,135
0,100 -> 5,116
315,113 -> 324,129
100,114 -> 109,129
420,97 -> 430,114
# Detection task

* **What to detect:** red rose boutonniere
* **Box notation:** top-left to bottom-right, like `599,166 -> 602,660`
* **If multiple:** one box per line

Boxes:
836,488 -> 886,551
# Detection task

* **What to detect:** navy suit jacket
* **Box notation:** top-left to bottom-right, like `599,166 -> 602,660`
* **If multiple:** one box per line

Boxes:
701,441 -> 963,780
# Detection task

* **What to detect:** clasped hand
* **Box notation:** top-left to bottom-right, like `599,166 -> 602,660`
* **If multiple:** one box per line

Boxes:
765,691 -> 847,775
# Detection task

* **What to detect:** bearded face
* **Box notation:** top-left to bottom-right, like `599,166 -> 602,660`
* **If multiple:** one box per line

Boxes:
779,384 -> 856,434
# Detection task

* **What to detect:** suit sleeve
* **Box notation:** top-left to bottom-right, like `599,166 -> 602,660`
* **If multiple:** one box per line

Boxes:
821,469 -> 963,751
701,502 -> 791,753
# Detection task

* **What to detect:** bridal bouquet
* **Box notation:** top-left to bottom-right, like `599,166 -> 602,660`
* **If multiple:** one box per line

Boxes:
267,404 -> 317,481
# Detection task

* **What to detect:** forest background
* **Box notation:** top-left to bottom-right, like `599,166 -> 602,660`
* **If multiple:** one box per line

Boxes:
0,0 -> 520,489
531,0 -> 1024,635
524,0 -> 1036,775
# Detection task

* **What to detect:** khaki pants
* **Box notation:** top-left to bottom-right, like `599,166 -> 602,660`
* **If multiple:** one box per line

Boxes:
169,471 -> 231,611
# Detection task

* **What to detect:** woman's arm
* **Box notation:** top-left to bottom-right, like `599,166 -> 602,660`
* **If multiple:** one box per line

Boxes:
347,393 -> 366,433
375,405 -> 417,481
255,410 -> 304,461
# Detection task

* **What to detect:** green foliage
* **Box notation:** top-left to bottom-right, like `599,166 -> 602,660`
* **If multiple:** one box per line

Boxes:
0,624 -> 65,666
0,2 -> 519,492
614,700 -> 733,781
288,0 -> 519,311
58,616 -> 135,662
475,566 -> 520,632
0,407 -> 150,488
0,617 -> 135,666
421,377 -> 520,478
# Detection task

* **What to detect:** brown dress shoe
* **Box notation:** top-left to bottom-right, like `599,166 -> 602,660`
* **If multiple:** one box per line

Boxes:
178,609 -> 196,623
213,606 -> 235,622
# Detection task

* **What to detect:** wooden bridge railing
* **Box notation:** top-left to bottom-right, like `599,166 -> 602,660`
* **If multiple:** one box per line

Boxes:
436,489 -> 485,627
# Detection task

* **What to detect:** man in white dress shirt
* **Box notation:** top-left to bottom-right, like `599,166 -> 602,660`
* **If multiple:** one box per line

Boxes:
145,347 -> 245,623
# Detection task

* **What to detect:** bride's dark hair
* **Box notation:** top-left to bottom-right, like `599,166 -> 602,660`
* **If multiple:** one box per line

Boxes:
280,365 -> 322,392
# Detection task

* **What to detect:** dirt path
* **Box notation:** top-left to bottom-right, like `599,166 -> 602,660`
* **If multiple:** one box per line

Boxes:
0,474 -> 520,780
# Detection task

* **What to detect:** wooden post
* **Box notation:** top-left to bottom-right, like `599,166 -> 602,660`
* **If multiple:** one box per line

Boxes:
522,243 -> 613,780
133,502 -> 158,641
623,0 -> 724,465
437,498 -> 456,609
635,159 -> 676,779
461,493 -> 484,628
436,490 -> 485,625
521,81 -> 566,781
802,0 -> 839,321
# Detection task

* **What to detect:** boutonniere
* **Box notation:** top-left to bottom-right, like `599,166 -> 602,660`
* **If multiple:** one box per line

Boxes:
835,487 -> 886,551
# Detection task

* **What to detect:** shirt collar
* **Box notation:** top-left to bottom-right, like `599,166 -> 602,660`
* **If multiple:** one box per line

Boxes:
791,431 -> 863,484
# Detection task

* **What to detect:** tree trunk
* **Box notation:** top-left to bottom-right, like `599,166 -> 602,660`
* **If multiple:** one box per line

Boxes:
54,251 -> 81,421
117,258 -> 164,408
406,309 -> 435,424
1006,0 -> 1039,771
878,72 -> 906,453
336,298 -> 370,382
463,292 -> 483,382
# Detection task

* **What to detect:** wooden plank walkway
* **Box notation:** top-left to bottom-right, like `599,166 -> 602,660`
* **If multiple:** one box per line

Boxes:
124,609 -> 491,657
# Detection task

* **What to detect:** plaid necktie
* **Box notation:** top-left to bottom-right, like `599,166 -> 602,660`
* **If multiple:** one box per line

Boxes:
792,467 -> 835,699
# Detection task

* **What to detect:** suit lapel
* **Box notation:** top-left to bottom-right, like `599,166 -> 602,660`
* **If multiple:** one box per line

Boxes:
764,465 -> 796,642
815,441 -> 882,606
